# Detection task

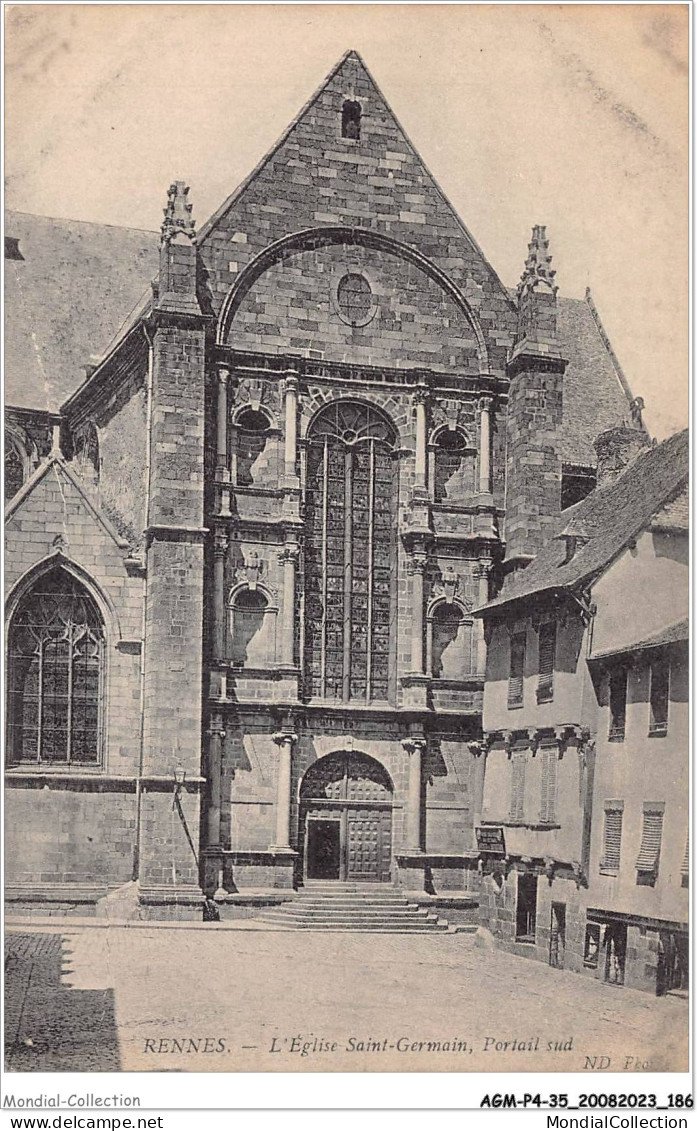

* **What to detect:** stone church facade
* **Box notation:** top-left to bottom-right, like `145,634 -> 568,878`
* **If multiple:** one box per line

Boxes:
4,51 -> 637,918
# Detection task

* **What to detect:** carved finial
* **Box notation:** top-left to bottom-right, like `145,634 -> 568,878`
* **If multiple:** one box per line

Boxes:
161,181 -> 196,246
630,396 -> 645,429
517,224 -> 557,300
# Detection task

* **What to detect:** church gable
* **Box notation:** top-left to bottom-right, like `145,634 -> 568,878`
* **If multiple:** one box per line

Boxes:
229,238 -> 482,373
4,459 -> 142,643
199,51 -> 516,373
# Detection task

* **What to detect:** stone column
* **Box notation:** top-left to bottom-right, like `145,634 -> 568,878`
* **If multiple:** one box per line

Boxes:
206,712 -> 226,851
216,368 -> 232,517
271,731 -> 297,850
475,560 -> 491,676
408,548 -> 428,674
216,367 -> 229,468
284,374 -> 299,479
478,395 -> 492,495
402,737 -> 427,853
279,544 -> 299,667
213,527 -> 228,661
414,388 -> 429,493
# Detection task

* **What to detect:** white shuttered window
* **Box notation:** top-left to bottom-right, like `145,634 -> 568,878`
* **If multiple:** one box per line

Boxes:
540,744 -> 558,824
601,803 -> 624,873
510,753 -> 526,821
537,622 -> 556,702
635,807 -> 664,873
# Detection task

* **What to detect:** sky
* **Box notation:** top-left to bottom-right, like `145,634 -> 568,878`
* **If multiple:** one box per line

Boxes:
4,3 -> 689,438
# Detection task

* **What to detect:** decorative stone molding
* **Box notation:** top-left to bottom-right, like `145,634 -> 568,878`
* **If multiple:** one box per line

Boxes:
232,376 -> 281,420
161,181 -> 196,245
401,736 -> 428,757
236,551 -> 264,589
430,564 -> 461,604
272,731 -> 298,749
206,720 -> 227,742
406,548 -> 429,575
213,527 -> 229,559
516,224 -> 557,300
277,545 -> 300,565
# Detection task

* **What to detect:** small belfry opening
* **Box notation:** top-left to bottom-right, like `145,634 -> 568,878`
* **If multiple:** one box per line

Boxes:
341,99 -> 361,140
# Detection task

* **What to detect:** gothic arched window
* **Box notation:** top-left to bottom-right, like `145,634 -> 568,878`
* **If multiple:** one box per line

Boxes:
7,568 -> 105,765
304,401 -> 397,702
5,440 -> 25,501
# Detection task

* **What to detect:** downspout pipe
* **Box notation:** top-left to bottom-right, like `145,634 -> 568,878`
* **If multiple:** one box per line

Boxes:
132,322 -> 155,881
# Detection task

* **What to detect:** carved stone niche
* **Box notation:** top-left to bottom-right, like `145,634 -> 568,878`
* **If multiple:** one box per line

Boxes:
234,376 -> 281,418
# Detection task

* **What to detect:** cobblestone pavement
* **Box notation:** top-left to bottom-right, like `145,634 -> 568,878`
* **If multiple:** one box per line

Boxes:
5,924 -> 688,1073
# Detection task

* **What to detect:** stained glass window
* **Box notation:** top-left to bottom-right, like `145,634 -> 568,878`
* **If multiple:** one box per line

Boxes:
7,568 -> 104,765
304,401 -> 397,702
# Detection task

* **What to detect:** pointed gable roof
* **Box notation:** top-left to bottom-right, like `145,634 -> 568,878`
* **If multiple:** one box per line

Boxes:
5,454 -> 131,551
197,50 -> 514,340
477,428 -> 689,616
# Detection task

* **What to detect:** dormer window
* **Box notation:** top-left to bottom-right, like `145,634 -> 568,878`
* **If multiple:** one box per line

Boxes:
4,236 -> 23,261
342,100 -> 361,140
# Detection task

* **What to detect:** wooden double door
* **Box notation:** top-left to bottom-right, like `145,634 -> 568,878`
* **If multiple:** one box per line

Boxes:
304,805 -> 392,882
300,751 -> 394,883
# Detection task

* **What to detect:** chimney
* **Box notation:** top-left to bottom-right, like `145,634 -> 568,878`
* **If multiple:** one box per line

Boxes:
593,422 -> 649,487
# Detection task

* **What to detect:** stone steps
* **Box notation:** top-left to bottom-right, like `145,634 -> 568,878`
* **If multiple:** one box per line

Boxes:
256,884 -> 453,933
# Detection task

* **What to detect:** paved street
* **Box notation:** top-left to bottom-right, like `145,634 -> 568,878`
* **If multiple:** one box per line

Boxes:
5,923 -> 687,1073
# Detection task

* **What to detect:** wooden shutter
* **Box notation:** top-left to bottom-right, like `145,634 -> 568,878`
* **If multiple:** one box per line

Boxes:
510,753 -> 526,820
508,633 -> 526,706
609,668 -> 627,739
649,658 -> 670,735
540,744 -> 558,824
681,834 -> 689,878
602,807 -> 623,871
537,622 -> 556,702
636,810 -> 664,871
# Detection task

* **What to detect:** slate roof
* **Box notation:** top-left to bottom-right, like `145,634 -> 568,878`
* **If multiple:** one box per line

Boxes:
4,211 -> 159,412
589,618 -> 689,661
5,212 -> 638,463
650,484 -> 689,532
556,295 -> 638,467
478,428 -> 689,616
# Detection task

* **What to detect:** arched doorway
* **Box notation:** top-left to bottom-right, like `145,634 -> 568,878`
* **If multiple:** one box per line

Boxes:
300,751 -> 393,883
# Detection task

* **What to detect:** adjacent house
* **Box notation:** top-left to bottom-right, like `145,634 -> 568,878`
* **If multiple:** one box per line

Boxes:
473,425 -> 688,991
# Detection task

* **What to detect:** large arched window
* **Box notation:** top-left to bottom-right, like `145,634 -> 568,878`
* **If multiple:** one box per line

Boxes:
7,568 -> 105,765
304,401 -> 397,702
